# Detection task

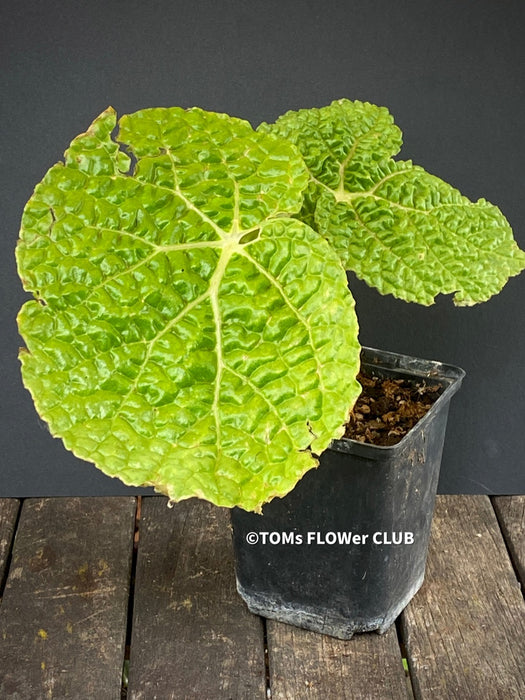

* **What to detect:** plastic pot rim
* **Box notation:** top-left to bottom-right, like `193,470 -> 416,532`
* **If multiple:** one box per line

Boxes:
326,345 -> 466,459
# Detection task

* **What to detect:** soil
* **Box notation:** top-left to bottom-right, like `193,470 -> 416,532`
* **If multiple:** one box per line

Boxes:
344,371 -> 444,446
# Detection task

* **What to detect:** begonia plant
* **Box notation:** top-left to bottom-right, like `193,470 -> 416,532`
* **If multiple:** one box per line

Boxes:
16,100 -> 525,511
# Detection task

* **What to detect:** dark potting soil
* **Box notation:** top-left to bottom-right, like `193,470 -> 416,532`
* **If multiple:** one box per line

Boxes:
344,371 -> 444,446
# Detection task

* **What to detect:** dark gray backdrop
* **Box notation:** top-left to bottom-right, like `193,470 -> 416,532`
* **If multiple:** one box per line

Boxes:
1,0 -> 524,496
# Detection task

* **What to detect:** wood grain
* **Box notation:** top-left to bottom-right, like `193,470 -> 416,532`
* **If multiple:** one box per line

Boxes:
0,497 -> 136,700
1,494 -> 523,698
127,497 -> 266,699
267,620 -> 411,699
401,495 -> 525,700
493,495 -> 525,587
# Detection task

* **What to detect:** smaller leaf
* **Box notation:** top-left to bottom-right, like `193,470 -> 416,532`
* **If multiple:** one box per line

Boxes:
262,99 -> 525,306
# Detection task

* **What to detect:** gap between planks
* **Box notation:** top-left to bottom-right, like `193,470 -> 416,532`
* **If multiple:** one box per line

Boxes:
0,499 -> 21,601
492,495 -> 525,592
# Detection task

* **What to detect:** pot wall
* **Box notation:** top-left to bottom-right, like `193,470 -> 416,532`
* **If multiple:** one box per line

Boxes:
230,347 -> 465,639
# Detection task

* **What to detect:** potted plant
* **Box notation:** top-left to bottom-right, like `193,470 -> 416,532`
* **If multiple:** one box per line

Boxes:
16,100 -> 525,638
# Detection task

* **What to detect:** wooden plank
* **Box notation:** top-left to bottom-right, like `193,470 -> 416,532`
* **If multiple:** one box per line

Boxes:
0,499 -> 20,594
267,620 -> 411,699
493,495 -> 525,586
401,495 -> 525,700
127,497 -> 266,699
0,497 -> 136,700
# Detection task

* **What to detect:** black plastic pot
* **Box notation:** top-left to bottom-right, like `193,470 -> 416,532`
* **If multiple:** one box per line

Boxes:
230,347 -> 465,639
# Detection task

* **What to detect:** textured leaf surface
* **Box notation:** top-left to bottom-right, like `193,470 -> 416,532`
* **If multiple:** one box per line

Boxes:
260,99 -> 525,305
16,107 -> 361,511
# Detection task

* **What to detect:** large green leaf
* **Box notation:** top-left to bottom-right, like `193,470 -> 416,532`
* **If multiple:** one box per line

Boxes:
260,99 -> 525,305
16,107 -> 361,511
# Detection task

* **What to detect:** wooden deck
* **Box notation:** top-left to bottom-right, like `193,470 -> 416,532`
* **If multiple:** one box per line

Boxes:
0,495 -> 524,699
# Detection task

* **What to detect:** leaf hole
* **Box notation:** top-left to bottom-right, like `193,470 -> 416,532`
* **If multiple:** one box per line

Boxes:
239,229 -> 260,245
